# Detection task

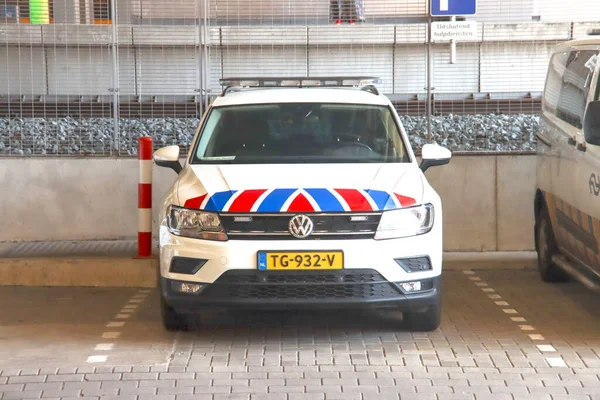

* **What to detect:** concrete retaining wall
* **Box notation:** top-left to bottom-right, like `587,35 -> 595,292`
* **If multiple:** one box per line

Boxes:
425,155 -> 536,251
0,154 -> 536,251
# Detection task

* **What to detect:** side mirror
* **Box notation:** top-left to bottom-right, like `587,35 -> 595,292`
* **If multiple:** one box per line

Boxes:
584,101 -> 600,146
419,143 -> 452,173
153,145 -> 183,174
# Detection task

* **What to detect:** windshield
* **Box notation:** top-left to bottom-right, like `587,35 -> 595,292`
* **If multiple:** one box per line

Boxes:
192,103 -> 410,164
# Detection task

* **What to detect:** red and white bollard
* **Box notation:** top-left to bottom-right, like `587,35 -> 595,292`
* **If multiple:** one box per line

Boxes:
137,137 -> 153,257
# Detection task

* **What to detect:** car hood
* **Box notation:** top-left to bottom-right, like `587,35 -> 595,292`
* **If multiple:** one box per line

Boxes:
176,163 -> 425,213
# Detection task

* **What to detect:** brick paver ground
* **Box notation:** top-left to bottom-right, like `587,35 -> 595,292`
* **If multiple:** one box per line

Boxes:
1,269 -> 600,399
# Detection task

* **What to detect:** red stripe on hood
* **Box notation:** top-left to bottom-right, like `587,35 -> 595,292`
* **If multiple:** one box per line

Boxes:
184,194 -> 207,209
334,189 -> 372,211
286,193 -> 315,212
394,193 -> 416,207
228,189 -> 267,212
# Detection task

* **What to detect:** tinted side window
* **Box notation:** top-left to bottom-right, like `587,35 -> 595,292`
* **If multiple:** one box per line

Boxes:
556,50 -> 599,129
543,51 -> 569,116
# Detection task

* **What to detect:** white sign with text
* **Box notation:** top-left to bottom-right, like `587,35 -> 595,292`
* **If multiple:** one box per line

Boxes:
431,21 -> 479,42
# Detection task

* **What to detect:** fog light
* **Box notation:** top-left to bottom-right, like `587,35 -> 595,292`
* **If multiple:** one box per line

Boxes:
399,281 -> 422,292
170,281 -> 203,294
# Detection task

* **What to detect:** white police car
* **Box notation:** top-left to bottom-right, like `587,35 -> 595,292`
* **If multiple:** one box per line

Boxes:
153,77 -> 452,331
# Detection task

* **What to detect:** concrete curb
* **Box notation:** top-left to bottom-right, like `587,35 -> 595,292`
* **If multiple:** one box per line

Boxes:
443,251 -> 537,270
0,251 -> 537,287
0,257 -> 158,288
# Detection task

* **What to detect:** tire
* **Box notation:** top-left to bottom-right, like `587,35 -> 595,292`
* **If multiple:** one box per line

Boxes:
160,295 -> 190,332
403,303 -> 441,332
536,206 -> 570,283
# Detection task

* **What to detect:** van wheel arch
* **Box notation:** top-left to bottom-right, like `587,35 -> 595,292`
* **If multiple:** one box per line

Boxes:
534,194 -> 570,283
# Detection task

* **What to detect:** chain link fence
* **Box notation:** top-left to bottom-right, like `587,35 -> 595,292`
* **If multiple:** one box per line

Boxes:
1,0 -> 599,156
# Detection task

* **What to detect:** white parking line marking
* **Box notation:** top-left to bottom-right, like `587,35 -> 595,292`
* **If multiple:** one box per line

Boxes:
464,272 -> 567,368
86,289 -> 150,365
87,355 -> 107,363
519,325 -> 535,331
546,357 -> 567,367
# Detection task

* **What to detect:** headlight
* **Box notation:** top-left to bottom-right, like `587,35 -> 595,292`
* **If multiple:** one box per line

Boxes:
374,204 -> 434,240
167,205 -> 227,241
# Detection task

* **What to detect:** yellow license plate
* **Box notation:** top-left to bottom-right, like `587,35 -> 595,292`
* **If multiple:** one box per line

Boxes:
257,251 -> 344,270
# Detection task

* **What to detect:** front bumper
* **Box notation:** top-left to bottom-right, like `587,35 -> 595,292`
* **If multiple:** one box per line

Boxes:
161,270 -> 441,313
159,224 -> 443,285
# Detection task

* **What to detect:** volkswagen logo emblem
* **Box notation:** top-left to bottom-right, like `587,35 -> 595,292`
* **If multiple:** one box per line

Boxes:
288,215 -> 314,239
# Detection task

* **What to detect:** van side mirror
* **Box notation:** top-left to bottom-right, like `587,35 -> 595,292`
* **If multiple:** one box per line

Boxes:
584,101 -> 600,146
419,143 -> 452,173
153,145 -> 183,174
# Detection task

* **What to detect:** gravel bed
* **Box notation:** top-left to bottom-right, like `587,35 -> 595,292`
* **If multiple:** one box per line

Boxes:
0,114 -> 538,155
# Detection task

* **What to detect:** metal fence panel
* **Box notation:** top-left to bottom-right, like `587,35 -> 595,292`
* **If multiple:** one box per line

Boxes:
311,46 -> 395,94
221,46 -> 309,78
433,44 -> 479,94
1,0 -> 600,156
393,45 -> 427,95
480,42 -> 556,93
46,47 -> 113,95
1,46 -> 47,95
135,47 -> 199,96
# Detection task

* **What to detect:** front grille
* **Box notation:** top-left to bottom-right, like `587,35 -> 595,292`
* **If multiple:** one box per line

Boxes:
217,271 -> 386,284
200,269 -> 401,301
220,213 -> 381,240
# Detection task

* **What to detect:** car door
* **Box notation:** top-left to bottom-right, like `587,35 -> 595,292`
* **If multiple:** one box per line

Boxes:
540,49 -> 581,257
573,49 -> 600,272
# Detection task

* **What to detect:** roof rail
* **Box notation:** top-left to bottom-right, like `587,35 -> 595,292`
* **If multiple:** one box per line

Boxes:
588,28 -> 600,36
219,76 -> 382,96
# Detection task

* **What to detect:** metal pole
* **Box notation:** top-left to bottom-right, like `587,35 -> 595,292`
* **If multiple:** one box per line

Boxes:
110,0 -> 119,153
203,0 -> 209,111
137,137 -> 153,258
426,15 -> 432,140
450,16 -> 456,64
197,0 -> 204,116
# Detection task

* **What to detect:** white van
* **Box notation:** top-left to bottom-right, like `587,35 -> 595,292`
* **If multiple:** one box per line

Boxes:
535,37 -> 600,287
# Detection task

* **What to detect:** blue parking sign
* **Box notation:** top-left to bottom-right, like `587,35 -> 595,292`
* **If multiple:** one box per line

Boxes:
431,0 -> 476,16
